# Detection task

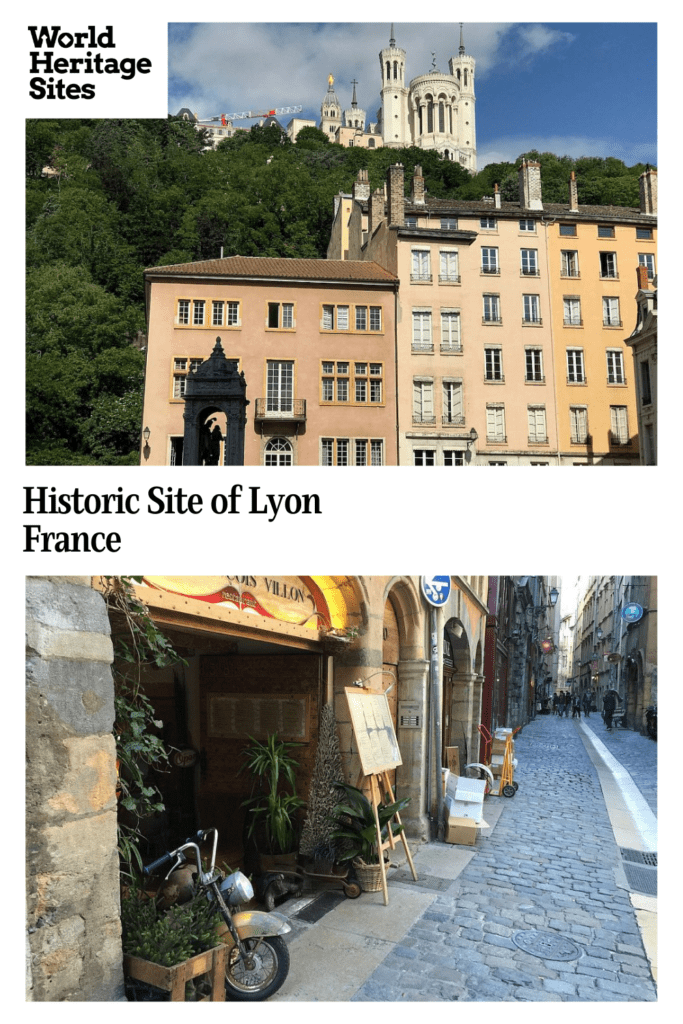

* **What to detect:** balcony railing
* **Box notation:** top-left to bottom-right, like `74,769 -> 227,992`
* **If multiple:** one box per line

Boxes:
521,267 -> 540,276
440,341 -> 463,353
438,273 -> 461,283
411,341 -> 434,352
609,431 -> 632,447
522,317 -> 543,326
481,266 -> 500,275
603,318 -> 623,328
255,398 -> 306,422
563,318 -> 583,326
442,414 -> 466,426
411,272 -> 432,282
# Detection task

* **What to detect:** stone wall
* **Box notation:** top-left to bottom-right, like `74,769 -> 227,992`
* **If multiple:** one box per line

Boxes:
26,577 -> 123,1001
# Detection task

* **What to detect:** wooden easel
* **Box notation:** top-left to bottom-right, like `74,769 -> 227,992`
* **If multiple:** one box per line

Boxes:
356,769 -> 418,905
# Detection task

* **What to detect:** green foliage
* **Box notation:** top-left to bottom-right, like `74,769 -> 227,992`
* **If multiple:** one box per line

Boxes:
329,782 -> 409,864
102,577 -> 187,878
241,734 -> 305,855
121,884 -> 222,967
26,117 -> 653,464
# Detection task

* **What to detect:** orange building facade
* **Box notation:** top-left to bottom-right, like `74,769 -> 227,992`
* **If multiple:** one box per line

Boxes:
141,258 -> 398,466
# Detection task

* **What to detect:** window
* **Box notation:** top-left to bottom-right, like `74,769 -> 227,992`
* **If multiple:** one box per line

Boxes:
603,297 -> 621,327
369,306 -> 382,331
267,302 -> 295,329
559,223 -> 577,236
519,218 -> 536,232
481,247 -> 499,274
488,461 -> 508,466
486,405 -> 506,442
566,348 -> 585,383
561,250 -> 579,277
485,348 -> 503,381
355,306 -> 368,331
442,380 -> 464,425
412,310 -> 433,351
638,253 -> 656,279
441,217 -> 458,230
525,348 -> 544,382
521,249 -> 539,276
351,439 -> 384,466
598,225 -> 615,238
636,227 -> 653,240
563,297 -> 582,326
439,250 -> 459,282
528,405 -> 548,443
169,437 -> 184,466
264,437 -> 293,466
405,215 -> 418,228
411,249 -> 431,281
172,356 -> 204,398
610,405 -> 629,446
177,299 -> 190,324
266,360 -> 293,411
413,379 -> 435,423
480,216 -> 497,229
444,450 -> 465,466
414,449 -> 436,465
599,252 -> 618,279
606,350 -> 625,384
483,294 -> 501,323
523,294 -> 541,324
322,304 -> 349,330
640,360 -> 652,405
570,406 -> 589,443
192,300 -> 205,326
440,309 -> 461,350
212,300 -> 240,327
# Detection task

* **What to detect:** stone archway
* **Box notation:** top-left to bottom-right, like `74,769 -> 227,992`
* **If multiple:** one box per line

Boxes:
443,618 -> 476,767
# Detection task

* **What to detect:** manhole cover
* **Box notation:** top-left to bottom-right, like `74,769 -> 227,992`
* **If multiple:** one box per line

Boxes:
512,930 -> 581,961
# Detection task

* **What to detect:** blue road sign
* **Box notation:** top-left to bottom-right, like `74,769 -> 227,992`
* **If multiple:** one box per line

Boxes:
421,576 -> 451,607
622,602 -> 644,623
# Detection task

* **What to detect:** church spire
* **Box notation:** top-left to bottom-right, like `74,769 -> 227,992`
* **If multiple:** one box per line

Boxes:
390,23 -> 395,47
459,23 -> 465,56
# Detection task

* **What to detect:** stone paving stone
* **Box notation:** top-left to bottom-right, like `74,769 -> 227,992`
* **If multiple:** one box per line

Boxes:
354,714 -> 657,1002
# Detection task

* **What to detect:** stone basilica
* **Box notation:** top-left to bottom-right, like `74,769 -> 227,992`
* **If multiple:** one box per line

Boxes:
318,24 -> 477,170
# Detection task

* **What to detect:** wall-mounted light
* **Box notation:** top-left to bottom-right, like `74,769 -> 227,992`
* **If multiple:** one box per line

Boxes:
142,426 -> 151,462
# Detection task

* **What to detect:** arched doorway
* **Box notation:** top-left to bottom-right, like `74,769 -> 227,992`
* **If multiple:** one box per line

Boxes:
442,619 -> 473,767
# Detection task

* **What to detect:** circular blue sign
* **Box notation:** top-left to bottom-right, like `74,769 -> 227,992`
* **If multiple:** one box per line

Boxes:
622,602 -> 644,623
421,576 -> 451,607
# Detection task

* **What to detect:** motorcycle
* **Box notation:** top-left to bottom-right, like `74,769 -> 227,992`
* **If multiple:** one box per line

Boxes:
645,704 -> 657,740
143,828 -> 291,1000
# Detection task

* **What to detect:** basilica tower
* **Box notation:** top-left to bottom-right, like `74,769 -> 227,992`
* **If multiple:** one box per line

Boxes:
447,24 -> 477,170
379,25 -> 410,147
320,74 -> 342,138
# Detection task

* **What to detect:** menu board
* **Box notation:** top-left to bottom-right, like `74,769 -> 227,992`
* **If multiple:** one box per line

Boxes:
345,689 -> 402,776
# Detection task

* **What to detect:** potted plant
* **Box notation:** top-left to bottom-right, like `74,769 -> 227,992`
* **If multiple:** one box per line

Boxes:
318,624 -> 361,656
240,733 -> 306,873
329,782 -> 410,892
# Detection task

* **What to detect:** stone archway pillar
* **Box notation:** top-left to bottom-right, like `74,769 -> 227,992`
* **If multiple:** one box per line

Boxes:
450,671 -> 480,766
394,658 -> 430,841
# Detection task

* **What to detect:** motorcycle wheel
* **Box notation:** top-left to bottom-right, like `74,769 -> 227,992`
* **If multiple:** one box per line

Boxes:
225,935 -> 290,1001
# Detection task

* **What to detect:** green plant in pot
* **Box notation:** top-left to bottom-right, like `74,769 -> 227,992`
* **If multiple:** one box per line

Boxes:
329,782 -> 410,889
241,734 -> 306,866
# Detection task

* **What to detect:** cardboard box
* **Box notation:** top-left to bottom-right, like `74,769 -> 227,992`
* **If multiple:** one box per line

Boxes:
492,738 -> 514,755
444,747 -> 460,776
445,816 -> 478,846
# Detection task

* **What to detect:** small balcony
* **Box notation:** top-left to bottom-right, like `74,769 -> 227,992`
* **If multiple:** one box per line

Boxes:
255,398 -> 306,423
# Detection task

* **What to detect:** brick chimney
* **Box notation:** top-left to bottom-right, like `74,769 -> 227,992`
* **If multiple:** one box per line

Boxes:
639,167 -> 657,215
353,168 -> 370,201
518,159 -> 543,211
568,171 -> 578,212
369,187 -> 385,235
411,165 -> 425,205
494,183 -> 501,209
387,163 -> 405,226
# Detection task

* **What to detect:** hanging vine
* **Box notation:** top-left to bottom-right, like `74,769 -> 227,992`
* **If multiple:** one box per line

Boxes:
100,576 -> 186,877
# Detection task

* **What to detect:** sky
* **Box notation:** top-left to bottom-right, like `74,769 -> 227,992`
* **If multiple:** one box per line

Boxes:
167,22 -> 657,170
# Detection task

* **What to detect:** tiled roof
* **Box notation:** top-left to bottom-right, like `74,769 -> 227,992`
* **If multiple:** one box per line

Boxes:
405,197 -> 656,223
145,255 -> 398,283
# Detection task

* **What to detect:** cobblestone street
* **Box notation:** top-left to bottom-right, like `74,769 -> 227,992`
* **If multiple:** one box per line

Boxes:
349,713 -> 656,1001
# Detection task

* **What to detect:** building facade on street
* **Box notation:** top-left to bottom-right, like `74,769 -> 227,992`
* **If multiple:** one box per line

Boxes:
625,265 -> 657,464
329,162 -> 657,465
140,257 -> 398,466
572,575 -> 657,732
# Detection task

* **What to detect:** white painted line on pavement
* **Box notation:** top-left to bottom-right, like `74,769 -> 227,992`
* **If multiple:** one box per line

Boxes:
578,722 -> 657,852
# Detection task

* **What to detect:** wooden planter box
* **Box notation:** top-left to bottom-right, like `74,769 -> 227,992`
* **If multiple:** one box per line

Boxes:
124,944 -> 227,1001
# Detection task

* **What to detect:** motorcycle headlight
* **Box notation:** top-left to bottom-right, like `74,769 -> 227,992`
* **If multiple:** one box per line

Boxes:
220,871 -> 254,906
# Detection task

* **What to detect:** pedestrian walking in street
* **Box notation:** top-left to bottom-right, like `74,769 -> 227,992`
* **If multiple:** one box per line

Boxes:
557,691 -> 564,717
563,691 -> 572,718
582,691 -> 592,717
603,689 -> 617,731
572,694 -> 581,718
552,692 -> 559,715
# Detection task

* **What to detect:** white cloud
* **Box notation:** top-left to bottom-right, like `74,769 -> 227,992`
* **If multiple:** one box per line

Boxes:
168,22 -> 524,121
477,135 -> 656,168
